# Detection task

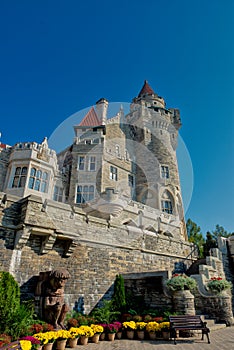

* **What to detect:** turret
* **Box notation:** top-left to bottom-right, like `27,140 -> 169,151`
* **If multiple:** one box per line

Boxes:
95,98 -> 108,125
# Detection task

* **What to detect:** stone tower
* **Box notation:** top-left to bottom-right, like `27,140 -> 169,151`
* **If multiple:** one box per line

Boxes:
124,81 -> 185,234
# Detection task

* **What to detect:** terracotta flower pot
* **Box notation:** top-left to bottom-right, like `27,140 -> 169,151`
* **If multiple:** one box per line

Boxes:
79,336 -> 88,345
99,333 -> 105,341
56,339 -> 67,350
148,332 -> 156,340
107,333 -> 115,341
116,331 -> 122,339
126,330 -> 134,339
91,333 -> 100,343
162,331 -> 170,340
137,330 -> 145,340
68,338 -> 78,348
43,343 -> 53,350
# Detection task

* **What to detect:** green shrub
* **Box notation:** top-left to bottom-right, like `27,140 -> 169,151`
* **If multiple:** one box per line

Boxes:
111,274 -> 126,312
0,272 -> 20,333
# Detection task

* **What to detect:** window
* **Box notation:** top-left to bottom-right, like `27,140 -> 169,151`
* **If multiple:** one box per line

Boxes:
110,166 -> 118,181
161,166 -> 169,179
85,139 -> 91,145
115,145 -> 120,157
89,156 -> 96,171
12,166 -> 28,188
53,186 -> 63,202
78,156 -> 85,170
161,190 -> 173,214
76,185 -> 94,204
128,174 -> 134,187
28,167 -> 48,192
125,150 -> 129,161
161,200 -> 173,214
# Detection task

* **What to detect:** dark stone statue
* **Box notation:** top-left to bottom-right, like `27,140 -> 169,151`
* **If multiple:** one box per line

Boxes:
35,268 -> 70,329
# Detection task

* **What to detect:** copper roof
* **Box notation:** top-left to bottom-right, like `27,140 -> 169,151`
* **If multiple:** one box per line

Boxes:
138,80 -> 155,97
78,107 -> 101,127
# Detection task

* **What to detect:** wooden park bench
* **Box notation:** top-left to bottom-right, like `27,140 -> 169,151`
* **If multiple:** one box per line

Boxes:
169,315 -> 210,345
0,341 -> 22,350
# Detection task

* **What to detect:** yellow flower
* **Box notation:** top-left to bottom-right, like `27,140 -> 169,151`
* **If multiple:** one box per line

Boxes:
20,340 -> 32,350
78,326 -> 94,337
122,321 -> 136,330
90,324 -> 104,334
56,330 -> 71,340
135,322 -> 147,330
146,321 -> 160,333
68,327 -> 83,339
159,322 -> 170,331
33,331 -> 58,344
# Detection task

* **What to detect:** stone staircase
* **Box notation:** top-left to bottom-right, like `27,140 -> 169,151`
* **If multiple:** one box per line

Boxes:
200,315 -> 227,331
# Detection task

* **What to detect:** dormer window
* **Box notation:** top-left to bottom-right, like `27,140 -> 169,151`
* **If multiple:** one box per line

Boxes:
12,166 -> 28,188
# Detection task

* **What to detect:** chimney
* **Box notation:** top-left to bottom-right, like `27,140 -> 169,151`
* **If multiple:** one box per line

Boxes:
95,98 -> 108,125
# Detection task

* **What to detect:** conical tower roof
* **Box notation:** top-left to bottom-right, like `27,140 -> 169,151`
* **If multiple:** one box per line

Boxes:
138,80 -> 155,97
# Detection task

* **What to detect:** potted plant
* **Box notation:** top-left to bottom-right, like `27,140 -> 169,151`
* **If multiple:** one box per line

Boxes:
90,324 -> 104,343
33,331 -> 58,350
159,322 -> 171,340
207,277 -> 232,294
55,330 -> 70,350
98,323 -> 107,340
112,321 -> 122,339
106,323 -> 119,341
78,326 -> 94,345
166,274 -> 197,292
20,336 -> 41,350
135,322 -> 147,340
145,321 -> 160,340
67,327 -> 83,348
122,321 -> 136,339
19,340 -> 33,350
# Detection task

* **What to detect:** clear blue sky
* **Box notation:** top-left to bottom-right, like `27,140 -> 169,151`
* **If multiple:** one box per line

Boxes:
0,0 -> 233,235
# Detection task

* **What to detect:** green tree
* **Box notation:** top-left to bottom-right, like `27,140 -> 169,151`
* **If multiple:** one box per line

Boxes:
212,224 -> 233,240
111,274 -> 126,313
203,231 -> 218,257
186,219 -> 205,258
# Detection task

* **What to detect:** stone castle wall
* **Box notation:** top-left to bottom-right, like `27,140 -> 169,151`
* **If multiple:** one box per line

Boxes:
0,191 -> 195,314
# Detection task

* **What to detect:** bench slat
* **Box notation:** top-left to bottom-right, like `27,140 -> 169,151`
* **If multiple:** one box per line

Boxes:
169,315 -> 210,345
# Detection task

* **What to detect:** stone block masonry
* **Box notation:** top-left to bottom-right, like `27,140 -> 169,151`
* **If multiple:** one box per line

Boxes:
0,192 -> 195,314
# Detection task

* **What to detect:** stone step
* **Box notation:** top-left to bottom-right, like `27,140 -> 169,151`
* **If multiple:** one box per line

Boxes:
200,315 -> 226,330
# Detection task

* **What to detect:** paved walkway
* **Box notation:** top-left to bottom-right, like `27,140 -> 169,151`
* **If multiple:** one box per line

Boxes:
80,327 -> 234,350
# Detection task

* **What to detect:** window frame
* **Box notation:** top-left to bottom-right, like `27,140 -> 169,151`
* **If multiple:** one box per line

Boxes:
110,166 -> 118,181
12,166 -> 28,188
161,165 -> 170,179
76,184 -> 95,204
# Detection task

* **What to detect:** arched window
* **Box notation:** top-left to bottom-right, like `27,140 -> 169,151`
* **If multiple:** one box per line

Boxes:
161,190 -> 173,214
12,166 -> 28,188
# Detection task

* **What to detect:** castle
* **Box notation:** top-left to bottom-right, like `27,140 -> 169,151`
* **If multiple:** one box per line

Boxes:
1,81 -> 232,320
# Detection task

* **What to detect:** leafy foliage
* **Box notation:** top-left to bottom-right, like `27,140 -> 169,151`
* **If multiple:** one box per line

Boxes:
90,300 -> 120,324
186,219 -> 205,257
111,274 -> 126,312
207,277 -> 232,294
0,271 -> 20,331
166,274 -> 197,292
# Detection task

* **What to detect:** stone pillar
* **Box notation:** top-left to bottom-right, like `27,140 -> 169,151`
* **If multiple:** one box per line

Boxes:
172,290 -> 195,315
217,292 -> 234,326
